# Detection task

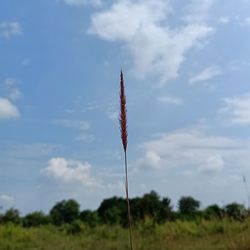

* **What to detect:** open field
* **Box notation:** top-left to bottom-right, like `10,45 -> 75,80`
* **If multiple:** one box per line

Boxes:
1,219 -> 250,250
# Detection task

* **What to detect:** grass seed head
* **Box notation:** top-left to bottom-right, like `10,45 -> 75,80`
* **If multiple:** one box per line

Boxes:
119,70 -> 127,152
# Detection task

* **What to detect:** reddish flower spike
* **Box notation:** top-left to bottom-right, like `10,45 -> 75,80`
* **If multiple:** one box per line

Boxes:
119,70 -> 128,152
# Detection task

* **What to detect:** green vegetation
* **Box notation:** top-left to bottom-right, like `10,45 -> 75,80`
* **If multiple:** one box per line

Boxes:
0,191 -> 249,249
0,219 -> 250,249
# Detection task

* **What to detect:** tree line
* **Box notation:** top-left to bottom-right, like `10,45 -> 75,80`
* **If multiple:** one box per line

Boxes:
0,191 -> 247,228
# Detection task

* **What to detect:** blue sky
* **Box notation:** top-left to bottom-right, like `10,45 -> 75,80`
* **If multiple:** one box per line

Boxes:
1,0 -> 250,214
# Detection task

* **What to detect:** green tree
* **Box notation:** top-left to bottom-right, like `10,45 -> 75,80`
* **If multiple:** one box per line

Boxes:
23,211 -> 50,227
80,210 -> 100,227
50,199 -> 80,225
130,191 -> 173,223
140,191 -> 161,217
162,197 -> 172,208
97,197 -> 127,225
1,208 -> 21,224
178,196 -> 200,215
97,196 -> 127,224
104,207 -> 123,225
159,197 -> 173,221
225,203 -> 246,220
204,204 -> 223,219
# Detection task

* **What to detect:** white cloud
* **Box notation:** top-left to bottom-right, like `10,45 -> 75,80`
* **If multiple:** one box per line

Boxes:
89,0 -> 213,85
82,103 -> 104,112
107,111 -> 119,121
75,134 -> 95,142
0,97 -> 20,120
4,78 -> 15,87
81,100 -> 119,122
244,17 -> 250,25
183,0 -> 214,23
218,16 -> 230,24
21,59 -> 30,66
89,0 -> 171,41
157,96 -> 183,105
8,88 -> 22,101
0,22 -> 22,38
53,119 -> 94,143
5,143 -> 61,159
0,194 -> 14,208
137,150 -> 161,170
198,154 -> 224,174
43,157 -> 100,187
218,92 -> 250,126
62,0 -> 101,7
4,78 -> 22,101
136,127 -> 250,175
189,65 -> 222,84
53,119 -> 90,130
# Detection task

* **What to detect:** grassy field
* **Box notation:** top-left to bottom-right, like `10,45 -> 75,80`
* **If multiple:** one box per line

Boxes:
1,218 -> 250,250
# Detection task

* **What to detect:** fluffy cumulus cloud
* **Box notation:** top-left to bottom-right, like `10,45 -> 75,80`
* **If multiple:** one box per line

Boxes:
0,22 -> 22,38
137,150 -> 161,170
136,127 -> 250,175
43,157 -> 100,187
0,97 -> 20,120
62,0 -> 101,7
89,0 -> 213,84
189,65 -> 222,84
218,92 -> 250,126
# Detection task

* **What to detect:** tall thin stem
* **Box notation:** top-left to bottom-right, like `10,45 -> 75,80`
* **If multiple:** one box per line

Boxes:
124,150 -> 133,250
243,175 -> 250,209
119,70 -> 133,250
